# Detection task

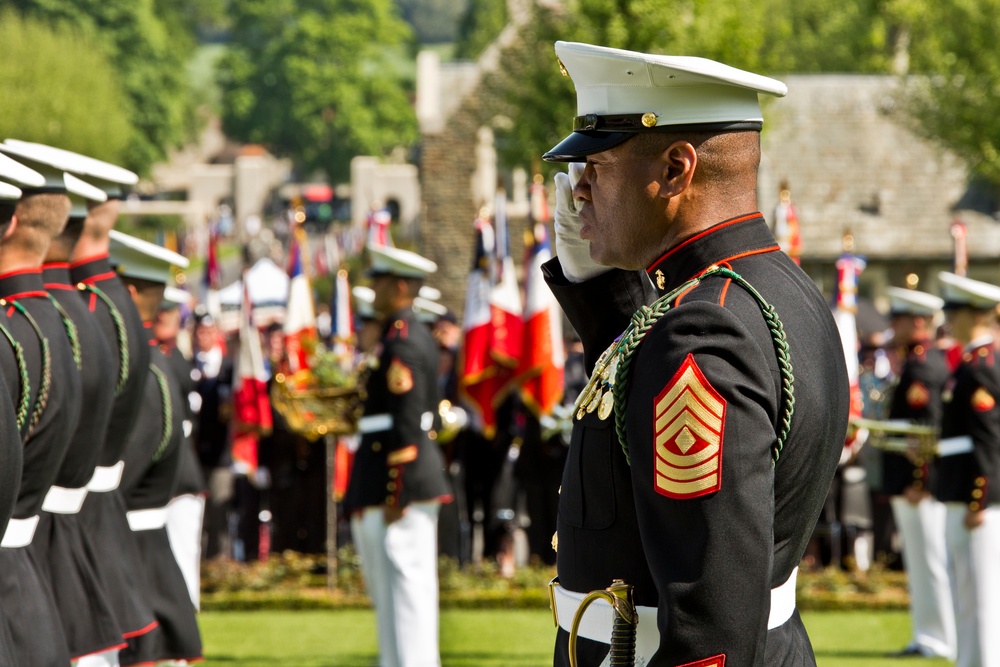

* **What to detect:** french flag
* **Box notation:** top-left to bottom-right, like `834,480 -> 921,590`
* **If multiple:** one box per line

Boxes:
231,280 -> 273,474
517,222 -> 564,417
284,226 -> 318,372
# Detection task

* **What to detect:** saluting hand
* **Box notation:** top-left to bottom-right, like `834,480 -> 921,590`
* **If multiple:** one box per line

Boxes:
553,163 -> 610,283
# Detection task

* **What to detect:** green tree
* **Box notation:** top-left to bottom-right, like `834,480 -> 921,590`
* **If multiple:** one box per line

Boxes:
217,0 -> 417,183
454,0 -> 507,59
0,10 -> 132,162
396,0 -> 468,45
891,0 -> 1000,185
8,0 -> 197,174
483,0 -> 906,172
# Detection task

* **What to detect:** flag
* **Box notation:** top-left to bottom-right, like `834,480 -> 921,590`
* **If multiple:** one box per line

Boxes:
330,268 -> 354,369
231,280 -> 273,475
834,250 -> 866,453
284,226 -> 318,373
486,190 -> 523,401
950,220 -> 967,277
529,173 -> 551,224
773,184 -> 802,265
459,214 -> 501,436
204,224 -> 221,290
366,203 -> 394,248
518,222 -> 564,417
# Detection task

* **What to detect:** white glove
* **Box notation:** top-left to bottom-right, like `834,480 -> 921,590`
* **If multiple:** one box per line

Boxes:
553,163 -> 610,283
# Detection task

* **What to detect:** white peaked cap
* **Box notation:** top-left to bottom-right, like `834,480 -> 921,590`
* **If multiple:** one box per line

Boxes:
3,139 -> 137,198
544,41 -> 786,161
366,244 -> 437,279
418,285 -> 442,301
0,181 -> 22,201
109,230 -> 189,285
0,152 -> 45,188
0,141 -> 106,203
161,286 -> 190,308
886,287 -> 943,316
352,285 -> 376,319
939,272 -> 1000,310
413,296 -> 448,323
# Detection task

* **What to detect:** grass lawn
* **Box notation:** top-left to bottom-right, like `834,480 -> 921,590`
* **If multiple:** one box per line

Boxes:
199,609 -> 952,666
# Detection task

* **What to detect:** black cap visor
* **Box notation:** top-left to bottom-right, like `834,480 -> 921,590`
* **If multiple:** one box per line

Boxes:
542,131 -> 634,162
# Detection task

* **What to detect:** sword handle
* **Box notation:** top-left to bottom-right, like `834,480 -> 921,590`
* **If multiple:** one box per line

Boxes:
568,579 -> 637,667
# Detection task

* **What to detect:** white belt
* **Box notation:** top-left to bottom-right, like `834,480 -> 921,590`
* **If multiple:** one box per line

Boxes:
359,414 -> 393,434
1,516 -> 40,548
938,436 -> 974,457
126,506 -> 169,531
41,485 -> 88,514
551,567 -> 798,651
359,412 -> 435,434
87,461 -> 125,492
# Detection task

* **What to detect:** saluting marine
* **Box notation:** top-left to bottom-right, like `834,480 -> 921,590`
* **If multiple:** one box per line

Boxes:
344,244 -> 451,667
541,42 -> 850,666
934,272 -> 1000,667
882,287 -> 955,659
109,231 -> 203,666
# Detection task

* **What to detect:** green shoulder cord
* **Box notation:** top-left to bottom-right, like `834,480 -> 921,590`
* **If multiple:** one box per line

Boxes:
3,300 -> 52,436
612,266 -> 795,466
78,282 -> 129,395
46,294 -> 82,370
149,363 -> 173,462
0,320 -> 32,435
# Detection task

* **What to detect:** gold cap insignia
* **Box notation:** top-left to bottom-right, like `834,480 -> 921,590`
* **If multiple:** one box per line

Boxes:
557,59 -> 568,77
641,112 -> 658,128
653,354 -> 725,500
655,269 -> 666,291
387,358 -> 414,395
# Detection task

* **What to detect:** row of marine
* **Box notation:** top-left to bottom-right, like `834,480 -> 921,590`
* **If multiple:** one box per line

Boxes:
0,141 -> 202,667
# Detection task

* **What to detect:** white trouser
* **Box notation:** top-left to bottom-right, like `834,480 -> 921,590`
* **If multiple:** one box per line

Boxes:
351,502 -> 442,667
73,650 -> 120,667
945,503 -> 1000,667
890,495 -> 955,658
165,494 -> 206,611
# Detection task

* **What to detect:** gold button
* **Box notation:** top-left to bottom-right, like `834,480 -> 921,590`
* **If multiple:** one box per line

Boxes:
914,345 -> 924,355
372,442 -> 382,452
386,496 -> 395,506
976,477 -> 987,487
387,482 -> 396,491
981,348 -> 990,357
914,458 -> 925,467
912,481 -> 923,490
972,489 -> 983,499
394,321 -> 403,329
964,353 -> 973,363
970,501 -> 981,511
388,468 -> 399,478
913,469 -> 924,478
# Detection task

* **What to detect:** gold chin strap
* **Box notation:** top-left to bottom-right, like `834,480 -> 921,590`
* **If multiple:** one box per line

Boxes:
568,579 -> 637,667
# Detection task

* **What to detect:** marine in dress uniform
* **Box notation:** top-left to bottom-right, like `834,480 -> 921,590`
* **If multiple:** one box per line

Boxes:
157,286 -> 208,610
70,165 -> 161,653
882,287 -> 955,658
108,232 -> 203,666
934,272 -> 1000,667
541,42 -> 850,666
343,245 -> 451,667
0,176 -> 29,667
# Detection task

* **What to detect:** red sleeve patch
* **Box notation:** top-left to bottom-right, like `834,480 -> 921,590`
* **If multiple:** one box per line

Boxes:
653,354 -> 725,500
972,387 -> 995,412
387,358 -> 414,394
679,655 -> 725,667
906,381 -> 929,409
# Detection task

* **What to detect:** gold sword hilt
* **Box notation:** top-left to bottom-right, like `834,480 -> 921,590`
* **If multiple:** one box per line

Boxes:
568,579 -> 637,667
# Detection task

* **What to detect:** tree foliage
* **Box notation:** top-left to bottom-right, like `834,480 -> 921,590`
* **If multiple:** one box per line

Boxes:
8,0 -> 197,174
218,0 -> 417,183
0,10 -> 132,163
395,0 -> 468,45
454,0 -> 508,59
482,0 -> 915,173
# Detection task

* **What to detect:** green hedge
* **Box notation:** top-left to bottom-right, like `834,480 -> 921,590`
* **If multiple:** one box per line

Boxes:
200,550 -> 910,612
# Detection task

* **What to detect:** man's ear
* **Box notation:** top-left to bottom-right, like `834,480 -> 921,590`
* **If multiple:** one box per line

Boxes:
3,213 -> 18,240
126,282 -> 139,300
657,140 -> 698,200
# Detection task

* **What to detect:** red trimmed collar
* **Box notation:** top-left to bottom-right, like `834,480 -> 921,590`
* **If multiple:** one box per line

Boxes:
645,213 -> 780,295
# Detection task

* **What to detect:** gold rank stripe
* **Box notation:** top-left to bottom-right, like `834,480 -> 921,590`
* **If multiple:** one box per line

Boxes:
653,354 -> 725,500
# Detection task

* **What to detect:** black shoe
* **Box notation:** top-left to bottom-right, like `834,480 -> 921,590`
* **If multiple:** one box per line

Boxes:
889,644 -> 935,658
